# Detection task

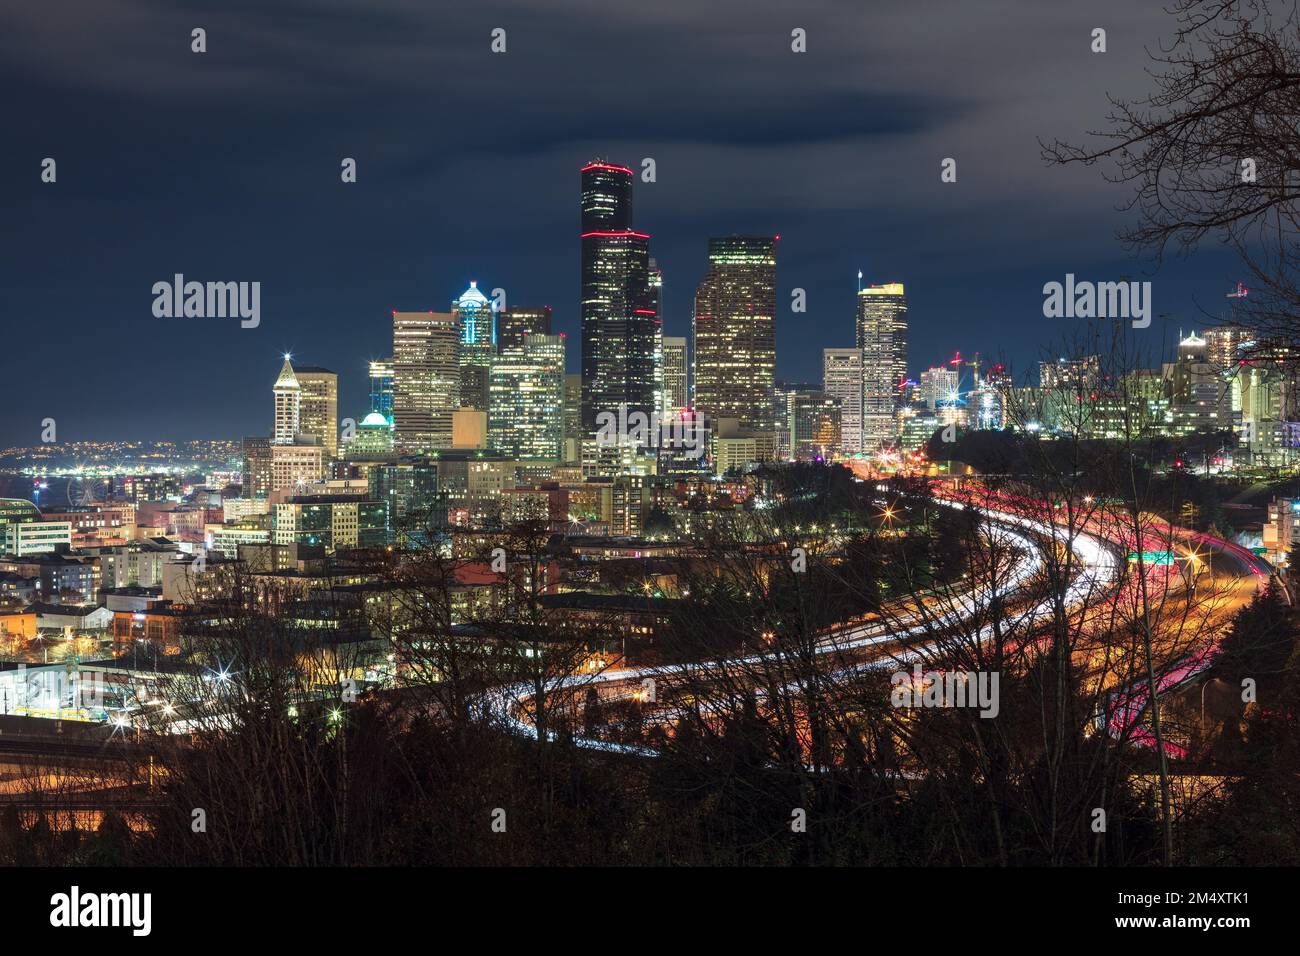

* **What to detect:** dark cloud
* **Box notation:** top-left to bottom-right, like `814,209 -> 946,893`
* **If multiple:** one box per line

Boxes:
0,0 -> 1244,447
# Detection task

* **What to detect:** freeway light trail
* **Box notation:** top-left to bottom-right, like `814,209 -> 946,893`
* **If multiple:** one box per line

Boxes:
481,498 -> 1123,756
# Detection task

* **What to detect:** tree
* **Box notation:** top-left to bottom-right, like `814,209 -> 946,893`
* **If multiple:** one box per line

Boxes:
1044,0 -> 1300,342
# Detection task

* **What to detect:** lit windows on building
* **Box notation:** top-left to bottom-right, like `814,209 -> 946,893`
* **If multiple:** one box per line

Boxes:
580,160 -> 658,433
489,334 -> 566,461
393,310 -> 460,452
858,282 -> 908,448
693,236 -> 778,436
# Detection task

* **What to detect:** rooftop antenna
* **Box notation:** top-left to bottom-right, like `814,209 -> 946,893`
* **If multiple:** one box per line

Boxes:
857,269 -> 863,294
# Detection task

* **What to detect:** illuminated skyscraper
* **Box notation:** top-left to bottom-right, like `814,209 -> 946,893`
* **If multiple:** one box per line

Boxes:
857,282 -> 908,447
1039,355 -> 1100,391
267,359 -> 328,490
369,358 -> 394,421
498,306 -> 553,352
294,366 -> 338,459
1170,332 -> 1226,434
272,355 -> 301,445
1202,324 -> 1252,376
392,310 -> 460,452
489,333 -> 566,461
662,336 -> 688,413
455,281 -> 496,364
823,348 -> 863,454
650,259 -> 665,416
242,436 -> 272,498
580,160 -> 658,432
454,282 -> 495,411
693,236 -> 777,434
919,366 -> 959,409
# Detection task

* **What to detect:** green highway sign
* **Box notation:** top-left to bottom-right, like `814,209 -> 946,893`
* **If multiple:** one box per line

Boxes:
1127,551 -> 1175,566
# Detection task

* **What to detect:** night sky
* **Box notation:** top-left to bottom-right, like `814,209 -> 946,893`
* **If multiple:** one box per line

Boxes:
1,0 -> 1243,449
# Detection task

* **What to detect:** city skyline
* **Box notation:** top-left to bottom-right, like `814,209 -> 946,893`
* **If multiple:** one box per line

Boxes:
2,0 -> 1299,899
1,0 -> 1250,449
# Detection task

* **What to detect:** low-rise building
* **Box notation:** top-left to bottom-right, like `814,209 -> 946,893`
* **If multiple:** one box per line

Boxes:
0,498 -> 72,556
30,602 -> 114,633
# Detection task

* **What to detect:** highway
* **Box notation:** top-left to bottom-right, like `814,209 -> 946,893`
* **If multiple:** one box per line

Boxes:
486,482 -> 1269,764
1103,522 -> 1272,756
481,493 -> 1125,756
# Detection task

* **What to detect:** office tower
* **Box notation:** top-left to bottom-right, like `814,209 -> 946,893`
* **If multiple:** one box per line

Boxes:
392,310 -> 460,453
1169,332 -> 1226,434
242,436 -> 273,498
693,236 -> 778,435
269,444 -> 327,492
433,451 -> 518,528
1203,323 -> 1253,438
272,496 -> 388,552
662,336 -> 688,413
897,406 -> 940,452
771,381 -> 811,459
454,282 -> 495,411
919,366 -> 959,409
369,359 -> 395,421
1239,364 -> 1297,467
967,382 -> 1005,431
656,408 -> 710,477
857,282 -> 908,447
369,459 -> 443,536
823,348 -> 864,454
713,415 -> 779,476
1037,356 -> 1102,433
294,366 -> 339,459
272,355 -> 301,444
1203,324 -> 1252,373
455,281 -> 496,366
580,160 -> 658,432
790,390 -> 842,460
498,306 -> 553,353
489,333 -> 566,460
1039,355 -> 1101,391
650,259 -> 665,416
564,373 -> 582,464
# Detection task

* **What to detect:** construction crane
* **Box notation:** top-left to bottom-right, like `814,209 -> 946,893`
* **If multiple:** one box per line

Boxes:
948,350 -> 983,392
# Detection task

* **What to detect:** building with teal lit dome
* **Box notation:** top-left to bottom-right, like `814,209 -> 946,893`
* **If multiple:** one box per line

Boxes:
454,281 -> 496,366
346,411 -> 395,459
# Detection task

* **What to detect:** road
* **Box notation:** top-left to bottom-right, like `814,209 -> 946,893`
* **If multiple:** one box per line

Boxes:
489,484 -> 1268,763
482,492 -> 1125,755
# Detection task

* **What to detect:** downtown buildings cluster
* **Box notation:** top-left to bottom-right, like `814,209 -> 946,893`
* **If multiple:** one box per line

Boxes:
232,159 -> 918,545
1,161 -> 1300,722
